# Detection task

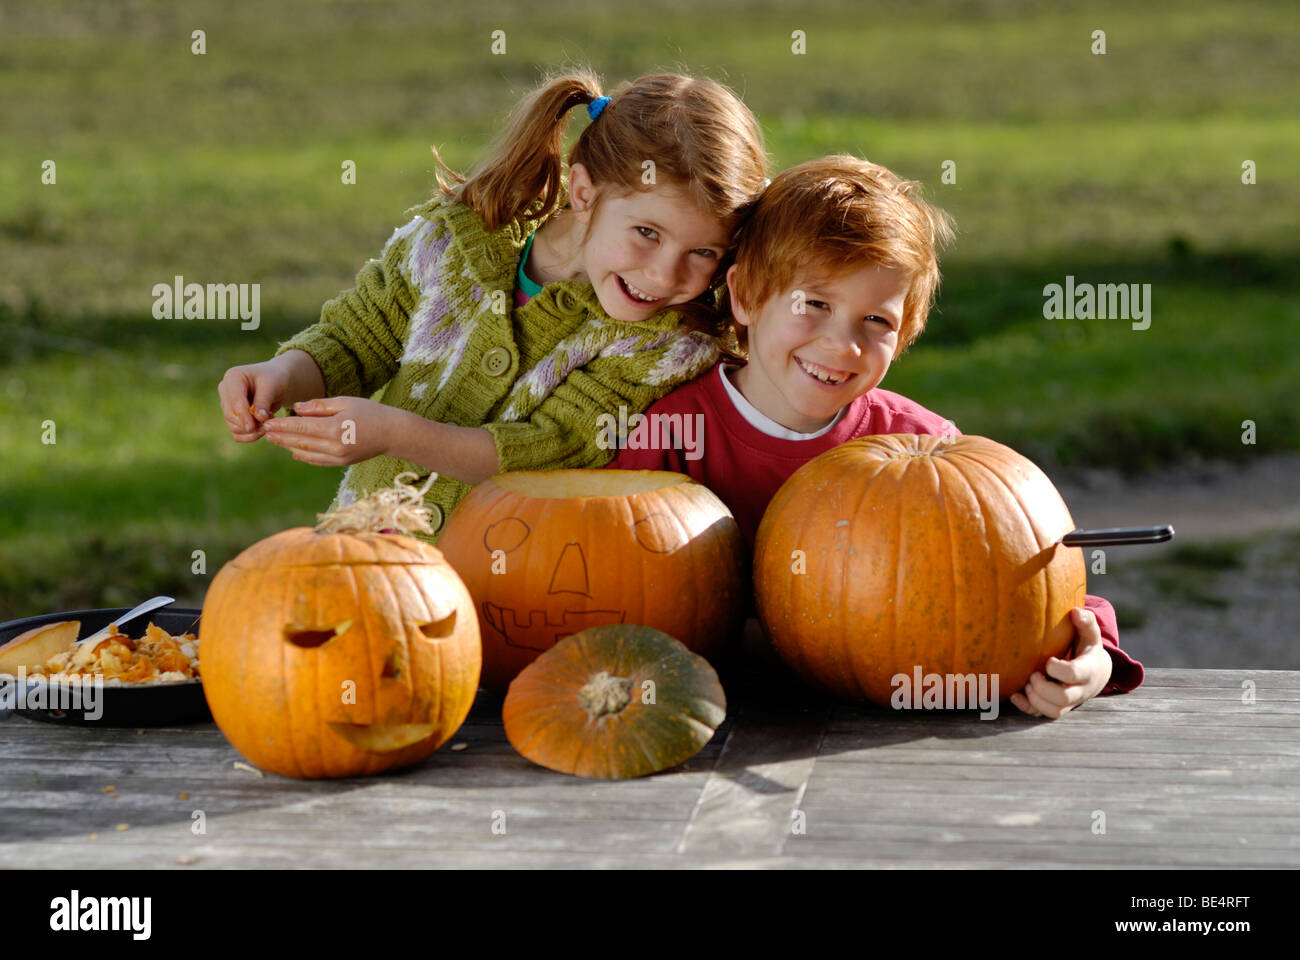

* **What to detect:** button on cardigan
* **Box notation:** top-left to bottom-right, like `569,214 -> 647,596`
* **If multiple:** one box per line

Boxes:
273,195 -> 722,543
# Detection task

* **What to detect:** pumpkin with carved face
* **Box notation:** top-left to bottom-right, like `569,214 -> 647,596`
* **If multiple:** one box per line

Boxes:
438,470 -> 746,692
200,528 -> 480,779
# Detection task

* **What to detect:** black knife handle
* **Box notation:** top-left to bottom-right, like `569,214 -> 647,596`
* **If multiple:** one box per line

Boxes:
1061,525 -> 1175,547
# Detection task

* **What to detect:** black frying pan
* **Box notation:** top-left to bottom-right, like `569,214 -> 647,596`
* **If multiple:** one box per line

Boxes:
0,607 -> 209,726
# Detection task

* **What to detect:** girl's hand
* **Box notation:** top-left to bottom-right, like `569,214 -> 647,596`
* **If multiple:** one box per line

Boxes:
261,397 -> 404,466
218,360 -> 295,442
1010,607 -> 1113,719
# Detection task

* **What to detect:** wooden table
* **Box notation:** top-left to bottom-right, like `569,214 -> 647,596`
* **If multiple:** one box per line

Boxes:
2,668 -> 1296,868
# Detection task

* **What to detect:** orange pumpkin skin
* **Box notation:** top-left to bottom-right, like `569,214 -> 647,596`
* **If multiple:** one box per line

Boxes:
503,624 -> 727,779
200,529 -> 481,779
753,435 -> 1086,707
438,470 -> 746,693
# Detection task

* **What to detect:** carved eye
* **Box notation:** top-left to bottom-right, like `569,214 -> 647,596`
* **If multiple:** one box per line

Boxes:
634,513 -> 688,554
418,611 -> 458,639
285,620 -> 353,648
484,517 -> 530,554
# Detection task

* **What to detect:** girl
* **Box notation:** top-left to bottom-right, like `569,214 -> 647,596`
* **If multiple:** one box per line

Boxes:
217,71 -> 767,540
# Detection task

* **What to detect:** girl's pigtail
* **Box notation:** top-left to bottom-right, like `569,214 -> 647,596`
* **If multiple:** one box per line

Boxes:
436,72 -> 603,232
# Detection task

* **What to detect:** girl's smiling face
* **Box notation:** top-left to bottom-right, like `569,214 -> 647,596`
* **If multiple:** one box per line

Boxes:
571,164 -> 730,323
728,262 -> 910,434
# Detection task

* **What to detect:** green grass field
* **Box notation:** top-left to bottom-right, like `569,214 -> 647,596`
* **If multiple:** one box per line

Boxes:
2,0 -> 1297,620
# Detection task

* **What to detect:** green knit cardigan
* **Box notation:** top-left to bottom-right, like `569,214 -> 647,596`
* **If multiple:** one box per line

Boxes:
273,195 -> 722,543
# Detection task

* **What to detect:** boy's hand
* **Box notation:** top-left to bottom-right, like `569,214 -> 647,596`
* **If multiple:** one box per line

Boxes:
1009,607 -> 1113,719
262,397 -> 406,466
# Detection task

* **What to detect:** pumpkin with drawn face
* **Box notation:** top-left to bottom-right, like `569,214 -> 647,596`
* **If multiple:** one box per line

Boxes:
438,470 -> 746,692
200,528 -> 480,779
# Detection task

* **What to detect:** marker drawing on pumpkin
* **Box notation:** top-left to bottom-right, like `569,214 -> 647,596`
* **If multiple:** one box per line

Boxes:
436,470 -> 745,692
474,513 -> 693,651
482,602 -> 626,653
480,535 -> 625,651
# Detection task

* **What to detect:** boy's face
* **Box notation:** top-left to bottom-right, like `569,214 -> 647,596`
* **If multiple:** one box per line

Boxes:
571,164 -> 729,323
728,262 -> 910,433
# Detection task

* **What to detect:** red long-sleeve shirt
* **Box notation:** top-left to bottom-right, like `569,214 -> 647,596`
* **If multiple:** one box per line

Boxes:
607,361 -> 1143,694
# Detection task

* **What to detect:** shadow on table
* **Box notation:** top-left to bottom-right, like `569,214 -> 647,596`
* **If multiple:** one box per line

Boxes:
3,659 -> 1046,846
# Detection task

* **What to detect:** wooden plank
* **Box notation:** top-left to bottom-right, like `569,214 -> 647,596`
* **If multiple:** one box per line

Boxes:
0,790 -> 705,821
820,716 -> 1300,735
1,765 -> 712,806
783,822 -> 1300,851
3,668 -> 1298,869
988,699 -> 1300,714
783,836 -> 1294,867
825,702 -> 1300,721
800,754 -> 1300,780
675,697 -> 829,858
0,839 -> 716,870
1135,669 -> 1300,685
816,732 -> 1300,756
0,836 -> 1238,870
787,806 -> 1300,835
811,754 -> 1300,781
797,774 -> 1298,800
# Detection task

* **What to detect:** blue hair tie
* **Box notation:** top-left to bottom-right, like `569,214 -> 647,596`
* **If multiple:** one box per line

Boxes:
587,96 -> 611,120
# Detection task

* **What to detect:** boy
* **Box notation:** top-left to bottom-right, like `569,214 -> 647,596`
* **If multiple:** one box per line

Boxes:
607,155 -> 1142,716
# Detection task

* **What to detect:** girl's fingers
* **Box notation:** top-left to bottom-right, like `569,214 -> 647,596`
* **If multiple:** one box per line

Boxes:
289,447 -> 341,467
267,425 -> 323,450
268,431 -> 341,464
225,409 -> 265,441
292,398 -> 341,416
217,375 -> 256,432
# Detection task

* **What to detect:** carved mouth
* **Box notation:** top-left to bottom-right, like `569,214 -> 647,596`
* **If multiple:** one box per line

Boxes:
328,722 -> 438,752
482,601 -> 626,651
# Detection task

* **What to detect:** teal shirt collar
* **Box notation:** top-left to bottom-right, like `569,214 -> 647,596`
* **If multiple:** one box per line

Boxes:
516,231 -> 543,298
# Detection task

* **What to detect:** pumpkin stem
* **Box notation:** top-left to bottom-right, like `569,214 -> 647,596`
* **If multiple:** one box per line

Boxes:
577,671 -> 633,718
314,471 -> 439,535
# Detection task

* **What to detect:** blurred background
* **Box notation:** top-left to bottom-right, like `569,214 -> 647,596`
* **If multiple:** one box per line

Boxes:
2,0 -> 1297,665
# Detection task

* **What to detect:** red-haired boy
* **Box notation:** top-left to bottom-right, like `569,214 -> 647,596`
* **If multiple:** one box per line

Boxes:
607,156 -> 1142,716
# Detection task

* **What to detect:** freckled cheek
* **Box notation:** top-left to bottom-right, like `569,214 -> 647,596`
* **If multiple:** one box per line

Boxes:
603,236 -> 644,273
781,316 -> 821,353
772,332 -> 808,366
680,262 -> 717,298
870,341 -> 897,372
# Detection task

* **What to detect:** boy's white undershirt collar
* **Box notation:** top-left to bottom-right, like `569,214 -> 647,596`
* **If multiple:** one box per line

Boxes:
718,363 -> 846,440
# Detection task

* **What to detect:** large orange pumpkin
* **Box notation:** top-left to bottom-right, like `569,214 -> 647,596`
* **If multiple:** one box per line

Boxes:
438,470 -> 745,692
503,624 -> 727,779
200,526 -> 481,779
753,434 -> 1085,707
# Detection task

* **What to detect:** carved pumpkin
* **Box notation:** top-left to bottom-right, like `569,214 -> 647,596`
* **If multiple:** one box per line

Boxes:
753,434 -> 1086,707
200,476 -> 481,778
438,470 -> 745,692
503,624 -> 727,779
